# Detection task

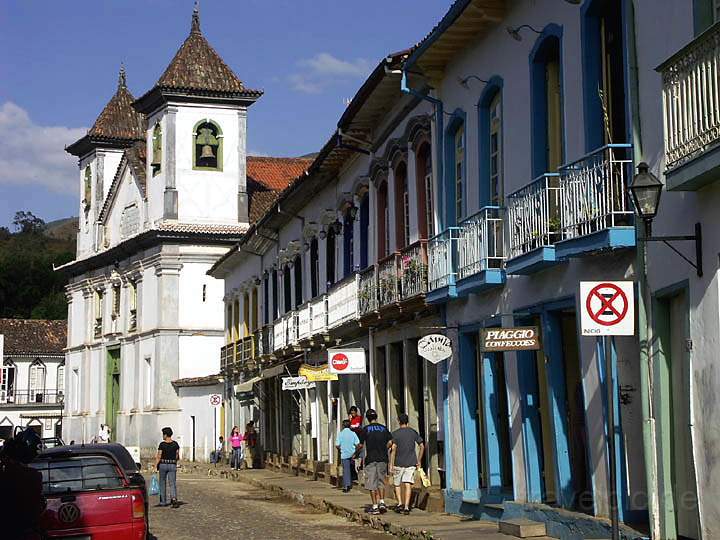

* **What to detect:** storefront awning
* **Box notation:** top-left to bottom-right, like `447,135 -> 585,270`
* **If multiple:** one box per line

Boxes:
234,376 -> 261,393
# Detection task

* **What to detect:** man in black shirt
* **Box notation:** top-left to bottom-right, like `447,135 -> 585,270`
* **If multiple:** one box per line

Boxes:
357,408 -> 392,515
155,427 -> 180,508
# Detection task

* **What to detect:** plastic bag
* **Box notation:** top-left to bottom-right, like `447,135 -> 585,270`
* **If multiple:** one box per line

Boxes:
417,467 -> 431,488
149,473 -> 159,496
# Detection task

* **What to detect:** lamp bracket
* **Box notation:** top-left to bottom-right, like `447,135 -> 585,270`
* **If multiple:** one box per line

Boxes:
642,222 -> 703,277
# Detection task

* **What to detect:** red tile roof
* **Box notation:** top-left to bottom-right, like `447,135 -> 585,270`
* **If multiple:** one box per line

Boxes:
0,319 -> 67,355
246,156 -> 313,191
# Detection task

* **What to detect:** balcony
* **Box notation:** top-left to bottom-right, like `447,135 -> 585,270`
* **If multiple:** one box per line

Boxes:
506,173 -> 562,274
327,273 -> 359,329
358,266 -> 377,316
297,302 -> 311,341
220,343 -> 232,375
399,240 -> 429,301
556,144 -> 635,258
0,390 -> 64,405
659,23 -> 720,190
377,253 -> 401,308
456,207 -> 505,295
273,317 -> 286,351
309,294 -> 328,336
427,227 -> 460,303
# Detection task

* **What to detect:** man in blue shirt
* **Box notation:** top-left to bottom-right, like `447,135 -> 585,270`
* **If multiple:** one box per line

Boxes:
336,419 -> 360,492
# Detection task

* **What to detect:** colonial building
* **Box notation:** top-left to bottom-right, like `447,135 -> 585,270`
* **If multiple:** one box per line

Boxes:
0,319 -> 66,441
59,8 -> 309,460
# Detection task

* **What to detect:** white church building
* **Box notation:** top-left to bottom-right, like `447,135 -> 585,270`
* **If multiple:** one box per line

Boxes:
60,8 -> 309,460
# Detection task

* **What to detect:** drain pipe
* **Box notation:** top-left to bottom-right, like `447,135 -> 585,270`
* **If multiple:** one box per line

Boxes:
399,65 -> 446,231
627,2 -> 660,537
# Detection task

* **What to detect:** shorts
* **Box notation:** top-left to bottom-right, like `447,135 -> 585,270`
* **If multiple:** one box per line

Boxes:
364,461 -> 388,491
393,466 -> 416,486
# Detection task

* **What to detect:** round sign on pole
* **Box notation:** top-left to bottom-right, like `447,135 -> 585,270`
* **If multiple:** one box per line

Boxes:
580,281 -> 635,336
418,334 -> 452,364
331,352 -> 349,371
209,393 -> 222,408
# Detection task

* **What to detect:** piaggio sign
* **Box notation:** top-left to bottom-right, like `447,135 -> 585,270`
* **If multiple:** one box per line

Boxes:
480,327 -> 541,352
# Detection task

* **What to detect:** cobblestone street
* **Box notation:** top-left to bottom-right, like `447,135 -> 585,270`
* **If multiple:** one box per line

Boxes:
148,473 -> 389,540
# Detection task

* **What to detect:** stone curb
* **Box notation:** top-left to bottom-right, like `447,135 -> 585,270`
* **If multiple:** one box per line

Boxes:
204,467 -> 435,540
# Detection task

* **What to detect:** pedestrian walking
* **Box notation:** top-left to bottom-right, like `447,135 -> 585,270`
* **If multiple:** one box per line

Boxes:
244,421 -> 257,469
336,419 -> 360,493
155,427 -> 180,508
390,414 -> 425,515
210,436 -> 224,464
229,426 -> 244,470
357,408 -> 392,515
348,406 -> 363,481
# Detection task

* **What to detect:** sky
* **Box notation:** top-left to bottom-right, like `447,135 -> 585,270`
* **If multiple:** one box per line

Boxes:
0,0 -> 448,229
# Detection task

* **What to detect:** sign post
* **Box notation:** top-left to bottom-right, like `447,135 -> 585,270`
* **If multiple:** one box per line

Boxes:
209,393 -> 222,458
580,281 -> 634,540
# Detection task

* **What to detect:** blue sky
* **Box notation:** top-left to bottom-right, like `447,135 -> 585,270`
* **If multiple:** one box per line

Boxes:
0,0 -> 447,229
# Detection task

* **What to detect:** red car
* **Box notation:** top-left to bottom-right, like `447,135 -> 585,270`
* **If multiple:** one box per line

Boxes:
30,447 -> 147,539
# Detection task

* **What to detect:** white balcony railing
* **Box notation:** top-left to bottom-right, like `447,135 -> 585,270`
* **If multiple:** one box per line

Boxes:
457,207 -> 504,280
358,266 -> 377,316
285,312 -> 298,346
399,240 -> 428,300
559,144 -> 633,239
428,228 -> 460,291
309,294 -> 328,334
273,317 -> 286,351
377,254 -> 400,307
327,274 -> 359,329
660,23 -> 720,170
507,174 -> 561,260
297,302 -> 311,341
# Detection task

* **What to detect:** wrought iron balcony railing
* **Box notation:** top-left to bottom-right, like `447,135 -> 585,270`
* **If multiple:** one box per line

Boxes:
428,227 -> 460,291
507,174 -> 561,260
377,253 -> 401,307
0,390 -> 64,405
457,207 -> 504,280
559,144 -> 633,239
358,266 -> 377,315
399,240 -> 429,300
659,23 -> 720,170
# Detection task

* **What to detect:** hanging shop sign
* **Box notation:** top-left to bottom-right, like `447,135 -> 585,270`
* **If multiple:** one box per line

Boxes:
281,376 -> 316,391
580,281 -> 635,336
417,334 -> 452,364
328,348 -> 366,374
480,327 -> 541,352
299,363 -> 338,382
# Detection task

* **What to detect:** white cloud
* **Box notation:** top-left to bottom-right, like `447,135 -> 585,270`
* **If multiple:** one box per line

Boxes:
0,102 -> 87,193
290,53 -> 372,94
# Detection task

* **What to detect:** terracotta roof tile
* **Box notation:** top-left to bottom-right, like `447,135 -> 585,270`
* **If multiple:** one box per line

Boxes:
152,10 -> 261,98
156,222 -> 248,235
246,156 -> 313,191
87,68 -> 145,141
0,319 -> 67,355
248,188 -> 281,224
171,374 -> 222,387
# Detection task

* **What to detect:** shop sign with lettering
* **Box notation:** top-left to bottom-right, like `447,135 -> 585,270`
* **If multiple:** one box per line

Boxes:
281,376 -> 316,391
417,334 -> 452,364
298,363 -> 339,382
480,327 -> 541,352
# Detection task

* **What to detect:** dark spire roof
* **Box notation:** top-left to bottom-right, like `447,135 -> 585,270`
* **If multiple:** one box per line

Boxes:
66,65 -> 146,157
134,7 -> 262,113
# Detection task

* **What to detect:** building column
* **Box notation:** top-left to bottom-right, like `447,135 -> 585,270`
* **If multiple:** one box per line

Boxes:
164,106 -> 178,219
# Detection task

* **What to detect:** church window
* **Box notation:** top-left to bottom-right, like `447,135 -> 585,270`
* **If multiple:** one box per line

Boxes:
28,359 -> 46,403
152,122 -> 162,175
193,120 -> 223,171
83,166 -> 92,211
0,360 -> 16,403
94,290 -> 104,338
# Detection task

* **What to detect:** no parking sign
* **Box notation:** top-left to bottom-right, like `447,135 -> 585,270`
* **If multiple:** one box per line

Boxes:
580,281 -> 635,336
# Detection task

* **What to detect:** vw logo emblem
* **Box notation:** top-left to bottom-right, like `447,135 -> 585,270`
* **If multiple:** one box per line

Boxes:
58,503 -> 80,524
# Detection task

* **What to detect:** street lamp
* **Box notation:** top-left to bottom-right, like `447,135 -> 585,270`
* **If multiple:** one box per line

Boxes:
629,162 -> 702,276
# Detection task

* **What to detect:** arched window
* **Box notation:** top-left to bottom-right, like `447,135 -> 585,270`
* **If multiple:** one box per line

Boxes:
251,287 -> 259,331
343,207 -> 355,278
377,180 -> 389,258
530,26 -> 564,177
193,120 -> 223,171
271,268 -> 279,319
242,292 -> 250,337
359,193 -> 369,269
0,360 -> 16,402
310,237 -> 319,298
152,122 -> 162,175
394,162 -> 410,249
454,124 -> 465,220
83,166 -> 92,211
293,255 -> 303,308
478,79 -> 504,207
326,227 -> 337,287
415,142 -> 434,239
283,265 -> 292,313
29,359 -> 46,403
444,113 -> 466,226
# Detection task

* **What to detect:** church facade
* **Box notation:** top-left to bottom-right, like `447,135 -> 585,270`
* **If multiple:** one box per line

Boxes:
59,9 -> 308,459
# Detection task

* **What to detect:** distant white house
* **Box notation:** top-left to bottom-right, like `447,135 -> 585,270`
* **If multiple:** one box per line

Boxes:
0,319 -> 66,442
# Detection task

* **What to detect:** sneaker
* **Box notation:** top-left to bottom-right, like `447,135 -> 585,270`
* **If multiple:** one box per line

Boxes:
403,507 -> 411,515
369,507 -> 381,515
378,502 -> 387,513
393,504 -> 404,513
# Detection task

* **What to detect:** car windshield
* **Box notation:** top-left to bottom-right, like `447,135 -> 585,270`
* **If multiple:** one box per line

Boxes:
30,455 -> 125,494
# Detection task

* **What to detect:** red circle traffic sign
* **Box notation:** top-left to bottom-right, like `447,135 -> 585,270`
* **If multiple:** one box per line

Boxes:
586,283 -> 629,327
331,353 -> 349,371
209,394 -> 222,406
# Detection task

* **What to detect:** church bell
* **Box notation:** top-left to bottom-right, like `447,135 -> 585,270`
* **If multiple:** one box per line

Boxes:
200,144 -> 215,159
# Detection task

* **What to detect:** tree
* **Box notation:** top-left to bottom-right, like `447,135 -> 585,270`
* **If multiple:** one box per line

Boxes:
12,211 -> 46,234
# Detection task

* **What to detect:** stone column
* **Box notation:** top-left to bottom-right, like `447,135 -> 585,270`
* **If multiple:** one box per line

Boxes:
403,339 -> 421,428
153,259 -> 181,411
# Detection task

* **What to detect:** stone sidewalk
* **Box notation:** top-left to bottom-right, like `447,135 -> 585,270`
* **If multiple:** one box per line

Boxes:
193,464 -> 522,540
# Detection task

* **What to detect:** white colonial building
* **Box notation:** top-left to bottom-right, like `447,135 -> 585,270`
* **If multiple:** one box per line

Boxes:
0,319 -> 66,442
59,9 -> 310,460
